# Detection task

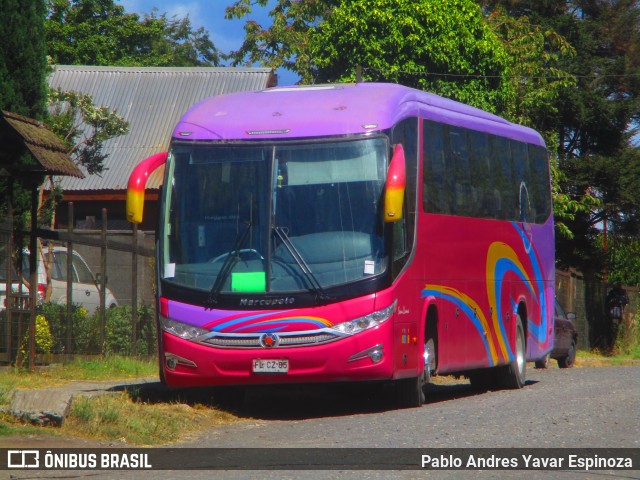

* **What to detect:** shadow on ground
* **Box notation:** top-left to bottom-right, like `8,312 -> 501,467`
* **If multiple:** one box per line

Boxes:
111,376 -> 538,421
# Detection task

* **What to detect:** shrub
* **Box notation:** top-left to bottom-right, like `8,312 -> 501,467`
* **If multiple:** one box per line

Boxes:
20,314 -> 54,362
34,302 -> 156,356
39,302 -> 98,354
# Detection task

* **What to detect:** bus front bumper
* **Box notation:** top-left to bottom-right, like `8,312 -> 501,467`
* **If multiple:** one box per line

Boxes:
160,325 -> 395,387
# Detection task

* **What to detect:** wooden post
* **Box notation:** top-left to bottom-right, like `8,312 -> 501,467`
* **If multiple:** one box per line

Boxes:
99,208 -> 107,355
66,202 -> 73,353
131,223 -> 138,355
6,178 -> 13,363
28,185 -> 37,371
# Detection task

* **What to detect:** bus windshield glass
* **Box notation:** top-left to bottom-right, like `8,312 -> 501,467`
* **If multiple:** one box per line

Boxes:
161,137 -> 388,295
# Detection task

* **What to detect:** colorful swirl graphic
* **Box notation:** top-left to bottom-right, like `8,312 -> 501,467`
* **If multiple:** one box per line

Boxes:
421,285 -> 498,366
207,311 -> 333,333
421,224 -> 550,366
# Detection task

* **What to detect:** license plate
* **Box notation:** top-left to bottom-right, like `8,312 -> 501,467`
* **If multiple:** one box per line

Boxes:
253,359 -> 289,373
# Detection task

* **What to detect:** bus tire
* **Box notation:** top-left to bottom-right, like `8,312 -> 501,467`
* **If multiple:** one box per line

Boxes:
500,314 -> 526,389
395,375 -> 425,408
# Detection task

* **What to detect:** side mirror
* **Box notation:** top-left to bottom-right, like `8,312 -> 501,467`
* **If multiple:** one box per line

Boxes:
384,144 -> 406,223
126,152 -> 168,224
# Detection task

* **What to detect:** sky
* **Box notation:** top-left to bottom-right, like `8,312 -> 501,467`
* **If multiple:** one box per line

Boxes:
118,0 -> 300,86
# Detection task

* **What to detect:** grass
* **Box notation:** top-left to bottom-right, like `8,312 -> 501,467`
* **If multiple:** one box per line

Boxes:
0,355 -> 241,445
61,394 -> 238,445
575,347 -> 640,366
0,355 -> 158,390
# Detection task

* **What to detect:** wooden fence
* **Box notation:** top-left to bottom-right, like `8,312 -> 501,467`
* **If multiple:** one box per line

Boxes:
556,269 -> 638,351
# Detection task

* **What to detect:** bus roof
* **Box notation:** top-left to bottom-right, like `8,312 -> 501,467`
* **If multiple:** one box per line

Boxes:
172,83 -> 545,147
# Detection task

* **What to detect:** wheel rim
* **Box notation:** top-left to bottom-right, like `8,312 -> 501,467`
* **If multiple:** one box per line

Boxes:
516,327 -> 525,376
424,338 -> 436,379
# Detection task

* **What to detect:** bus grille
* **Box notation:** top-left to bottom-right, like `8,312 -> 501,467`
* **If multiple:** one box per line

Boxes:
199,331 -> 342,348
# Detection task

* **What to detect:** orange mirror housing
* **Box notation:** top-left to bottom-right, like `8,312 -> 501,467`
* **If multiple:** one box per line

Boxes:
126,152 -> 168,224
384,144 -> 406,223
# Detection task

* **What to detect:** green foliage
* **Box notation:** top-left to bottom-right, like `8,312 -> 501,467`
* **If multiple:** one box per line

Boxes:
46,0 -> 220,67
310,0 -> 514,113
0,0 -> 48,119
38,302 -> 157,356
20,314 -> 54,363
485,6 -> 576,128
39,303 -> 93,353
613,312 -> 640,358
489,0 -> 640,269
226,0 -> 336,75
603,236 -> 640,288
45,88 -> 129,176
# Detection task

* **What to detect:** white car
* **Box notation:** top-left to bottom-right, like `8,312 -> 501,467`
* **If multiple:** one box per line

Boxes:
22,246 -> 118,311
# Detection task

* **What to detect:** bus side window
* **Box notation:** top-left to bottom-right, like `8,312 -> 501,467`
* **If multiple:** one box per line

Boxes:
511,140 -> 532,223
489,136 -> 514,220
468,130 -> 490,218
528,145 -> 552,223
423,121 -> 451,215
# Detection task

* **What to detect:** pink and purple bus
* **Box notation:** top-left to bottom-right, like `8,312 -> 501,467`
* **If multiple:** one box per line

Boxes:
126,83 -> 554,407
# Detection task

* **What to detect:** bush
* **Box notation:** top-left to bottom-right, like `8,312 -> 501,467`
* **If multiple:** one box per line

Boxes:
36,302 -> 156,356
614,312 -> 640,358
40,303 -> 98,354
104,304 -> 157,356
20,314 -> 54,363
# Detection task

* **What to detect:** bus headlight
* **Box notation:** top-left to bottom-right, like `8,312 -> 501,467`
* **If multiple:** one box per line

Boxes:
160,316 -> 209,340
332,300 -> 396,335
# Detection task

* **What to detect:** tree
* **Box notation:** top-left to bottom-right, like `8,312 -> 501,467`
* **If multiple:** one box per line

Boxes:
0,0 -> 49,224
310,0 -> 516,115
484,0 -> 640,274
0,0 -> 48,119
605,236 -> 640,287
484,6 -> 599,240
226,0 -> 336,79
46,88 -> 128,177
46,0 -> 220,67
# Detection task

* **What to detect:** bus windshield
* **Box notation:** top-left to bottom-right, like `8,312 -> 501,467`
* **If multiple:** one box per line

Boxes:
161,137 -> 389,297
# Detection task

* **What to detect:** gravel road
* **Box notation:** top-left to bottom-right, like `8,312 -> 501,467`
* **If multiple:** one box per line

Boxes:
2,364 -> 638,480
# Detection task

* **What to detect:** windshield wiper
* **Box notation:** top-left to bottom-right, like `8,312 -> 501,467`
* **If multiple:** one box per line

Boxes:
273,226 -> 332,305
205,222 -> 251,308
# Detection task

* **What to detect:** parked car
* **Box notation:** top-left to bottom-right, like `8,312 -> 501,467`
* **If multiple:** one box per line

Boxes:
535,299 -> 578,369
21,246 -> 118,311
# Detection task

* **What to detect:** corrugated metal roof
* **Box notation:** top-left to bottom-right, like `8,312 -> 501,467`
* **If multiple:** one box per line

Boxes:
48,65 -> 275,191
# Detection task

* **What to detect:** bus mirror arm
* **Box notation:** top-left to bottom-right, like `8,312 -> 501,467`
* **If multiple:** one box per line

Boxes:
126,152 -> 168,224
384,144 -> 406,223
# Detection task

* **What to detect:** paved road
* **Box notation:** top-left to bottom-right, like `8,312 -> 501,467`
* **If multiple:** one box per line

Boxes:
2,365 -> 639,480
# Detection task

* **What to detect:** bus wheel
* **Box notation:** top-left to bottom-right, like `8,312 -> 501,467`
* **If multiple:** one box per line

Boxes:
501,314 -> 526,389
395,375 -> 425,408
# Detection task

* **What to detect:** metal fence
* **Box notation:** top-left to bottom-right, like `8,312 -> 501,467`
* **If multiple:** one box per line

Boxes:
0,206 -> 156,363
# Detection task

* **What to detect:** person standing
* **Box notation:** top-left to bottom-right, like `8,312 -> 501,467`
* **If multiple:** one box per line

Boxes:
606,284 -> 629,352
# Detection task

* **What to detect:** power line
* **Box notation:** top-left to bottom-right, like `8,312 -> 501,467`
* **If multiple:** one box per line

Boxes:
361,66 -> 640,81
